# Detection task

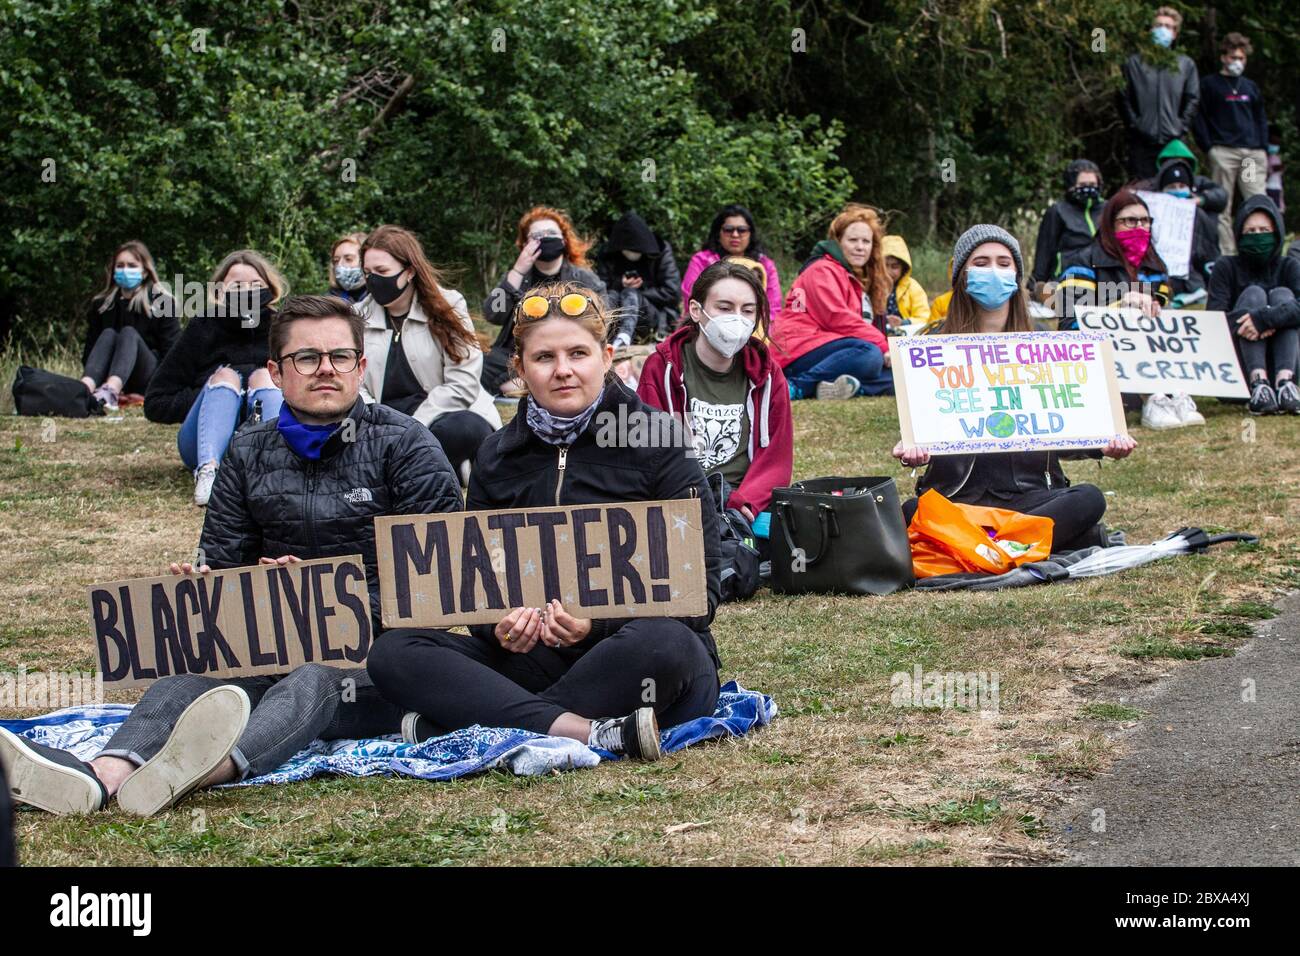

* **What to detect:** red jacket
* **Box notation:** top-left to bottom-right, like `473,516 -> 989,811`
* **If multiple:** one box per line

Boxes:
637,325 -> 793,516
770,255 -> 887,367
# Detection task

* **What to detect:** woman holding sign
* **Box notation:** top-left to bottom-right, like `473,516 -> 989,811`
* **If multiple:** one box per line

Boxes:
894,225 -> 1137,553
1056,188 -> 1203,430
368,282 -> 723,761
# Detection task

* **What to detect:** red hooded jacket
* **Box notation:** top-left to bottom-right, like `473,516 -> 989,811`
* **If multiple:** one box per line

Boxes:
637,325 -> 793,516
770,254 -> 888,367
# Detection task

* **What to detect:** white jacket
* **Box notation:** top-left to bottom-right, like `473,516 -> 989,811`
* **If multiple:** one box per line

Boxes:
358,290 -> 502,430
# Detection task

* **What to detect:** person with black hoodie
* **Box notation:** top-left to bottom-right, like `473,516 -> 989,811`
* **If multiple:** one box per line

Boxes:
143,250 -> 288,507
594,211 -> 682,345
1207,194 -> 1300,415
368,281 -> 723,762
80,240 -> 179,411
1032,160 -> 1107,287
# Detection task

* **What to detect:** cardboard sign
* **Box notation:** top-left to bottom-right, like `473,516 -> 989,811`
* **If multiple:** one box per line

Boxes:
890,331 -> 1127,454
376,500 -> 707,627
1076,307 -> 1248,398
88,555 -> 372,689
1137,190 -> 1196,277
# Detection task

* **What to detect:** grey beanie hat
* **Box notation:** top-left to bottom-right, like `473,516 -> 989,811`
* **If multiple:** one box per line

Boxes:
951,224 -> 1024,283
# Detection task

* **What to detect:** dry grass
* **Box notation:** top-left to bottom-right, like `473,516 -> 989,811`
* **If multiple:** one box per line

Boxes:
2,378 -> 1297,865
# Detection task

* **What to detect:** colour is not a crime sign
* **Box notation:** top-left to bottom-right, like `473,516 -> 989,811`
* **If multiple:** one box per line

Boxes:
889,331 -> 1127,454
1075,307 -> 1249,399
375,499 -> 708,628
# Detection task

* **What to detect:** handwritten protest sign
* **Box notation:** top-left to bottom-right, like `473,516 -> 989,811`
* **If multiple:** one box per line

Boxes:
376,500 -> 707,627
88,555 -> 371,689
890,331 -> 1126,454
1138,190 -> 1196,277
1076,307 -> 1248,398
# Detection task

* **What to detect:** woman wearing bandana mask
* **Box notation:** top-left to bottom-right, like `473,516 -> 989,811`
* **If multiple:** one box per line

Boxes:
895,225 -> 1137,553
1207,194 -> 1300,415
480,206 -> 607,397
368,282 -> 723,762
80,240 -> 179,411
638,261 -> 793,527
1031,160 -> 1107,287
1057,188 -> 1200,429
327,231 -> 369,306
144,250 -> 287,506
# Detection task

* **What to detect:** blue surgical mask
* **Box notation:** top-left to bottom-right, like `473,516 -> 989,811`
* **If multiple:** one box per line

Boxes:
1167,187 -> 1192,199
1152,25 -> 1174,48
965,267 -> 1020,310
113,267 -> 144,290
334,264 -> 365,291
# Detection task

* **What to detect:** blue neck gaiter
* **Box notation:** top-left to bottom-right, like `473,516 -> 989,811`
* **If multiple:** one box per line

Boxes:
277,403 -> 341,460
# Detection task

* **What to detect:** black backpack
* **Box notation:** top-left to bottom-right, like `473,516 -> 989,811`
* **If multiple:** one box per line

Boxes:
11,366 -> 103,418
706,472 -> 762,603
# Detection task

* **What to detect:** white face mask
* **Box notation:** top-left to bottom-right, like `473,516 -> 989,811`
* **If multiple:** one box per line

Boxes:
1225,60 -> 1245,77
621,249 -> 644,261
697,305 -> 755,358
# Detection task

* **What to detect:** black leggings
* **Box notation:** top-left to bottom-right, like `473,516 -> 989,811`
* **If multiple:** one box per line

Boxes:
429,410 -> 494,480
903,483 -> 1108,553
1234,285 -> 1300,380
367,619 -> 721,736
83,326 -> 158,392
81,325 -> 156,392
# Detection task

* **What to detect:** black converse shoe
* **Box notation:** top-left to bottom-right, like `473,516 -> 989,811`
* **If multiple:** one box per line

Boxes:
0,727 -> 107,814
589,707 -> 661,761
1277,380 -> 1300,415
1248,380 -> 1278,416
401,712 -> 437,745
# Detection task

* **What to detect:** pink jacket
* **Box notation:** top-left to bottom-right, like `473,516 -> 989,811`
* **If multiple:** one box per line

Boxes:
681,249 -> 783,319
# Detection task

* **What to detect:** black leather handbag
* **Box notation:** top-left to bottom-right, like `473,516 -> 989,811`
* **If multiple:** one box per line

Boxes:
769,476 -> 914,596
11,366 -> 103,418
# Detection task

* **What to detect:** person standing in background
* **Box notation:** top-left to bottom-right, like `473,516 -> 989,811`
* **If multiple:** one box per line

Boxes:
1120,6 -> 1199,179
1194,32 -> 1271,255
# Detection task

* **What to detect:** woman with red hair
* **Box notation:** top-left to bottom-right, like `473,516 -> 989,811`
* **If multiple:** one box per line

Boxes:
770,204 -> 895,400
481,206 -> 608,396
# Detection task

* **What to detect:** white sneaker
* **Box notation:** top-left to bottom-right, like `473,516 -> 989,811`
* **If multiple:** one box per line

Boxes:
1172,392 -> 1205,426
815,374 -> 861,400
1141,394 -> 1182,430
116,685 -> 251,816
193,462 -> 218,507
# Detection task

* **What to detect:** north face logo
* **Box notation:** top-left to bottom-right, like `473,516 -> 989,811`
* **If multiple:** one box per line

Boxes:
343,487 -> 373,503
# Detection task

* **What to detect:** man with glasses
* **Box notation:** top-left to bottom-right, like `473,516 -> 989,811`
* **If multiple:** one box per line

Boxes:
1,296 -> 463,816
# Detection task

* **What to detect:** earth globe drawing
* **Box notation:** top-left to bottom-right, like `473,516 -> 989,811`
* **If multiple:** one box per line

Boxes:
986,412 -> 1016,438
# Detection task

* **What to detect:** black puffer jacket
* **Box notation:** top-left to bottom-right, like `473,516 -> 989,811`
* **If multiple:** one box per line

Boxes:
466,380 -> 722,668
144,308 -> 278,424
200,396 -> 463,634
1207,194 -> 1300,331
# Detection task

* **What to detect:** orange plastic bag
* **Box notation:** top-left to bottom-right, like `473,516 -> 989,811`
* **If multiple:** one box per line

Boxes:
908,489 -> 1054,578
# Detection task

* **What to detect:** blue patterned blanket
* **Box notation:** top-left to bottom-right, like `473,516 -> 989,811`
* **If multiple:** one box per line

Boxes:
0,682 -> 775,785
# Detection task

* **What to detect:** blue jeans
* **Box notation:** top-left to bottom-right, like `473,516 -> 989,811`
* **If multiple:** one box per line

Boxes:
784,337 -> 895,398
177,373 -> 283,470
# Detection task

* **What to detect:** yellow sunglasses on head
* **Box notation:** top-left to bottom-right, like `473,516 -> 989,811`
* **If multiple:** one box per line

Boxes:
519,292 -> 595,319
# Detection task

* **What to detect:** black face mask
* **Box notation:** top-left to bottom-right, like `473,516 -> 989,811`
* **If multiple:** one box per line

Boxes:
535,236 -> 566,263
1068,185 -> 1101,205
222,287 -> 273,324
366,270 -> 409,307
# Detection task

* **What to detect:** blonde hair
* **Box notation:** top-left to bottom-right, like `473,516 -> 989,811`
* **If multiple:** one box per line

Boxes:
510,281 -> 612,377
209,250 -> 287,306
92,240 -> 166,314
